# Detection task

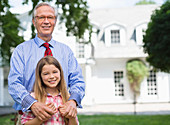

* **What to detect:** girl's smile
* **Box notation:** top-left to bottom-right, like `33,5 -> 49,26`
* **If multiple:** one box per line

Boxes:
41,64 -> 61,89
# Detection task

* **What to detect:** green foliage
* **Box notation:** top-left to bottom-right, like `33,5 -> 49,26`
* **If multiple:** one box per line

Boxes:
0,1 -> 24,65
136,0 -> 156,5
56,0 -> 92,42
143,1 -> 170,73
126,59 -> 149,93
0,0 -> 10,13
23,0 -> 92,43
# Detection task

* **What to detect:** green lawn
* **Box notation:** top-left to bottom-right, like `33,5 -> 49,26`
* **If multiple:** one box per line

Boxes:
0,114 -> 170,125
0,114 -> 14,125
79,114 -> 170,125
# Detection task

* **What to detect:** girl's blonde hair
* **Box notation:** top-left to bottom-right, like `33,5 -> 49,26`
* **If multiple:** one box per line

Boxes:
33,56 -> 69,104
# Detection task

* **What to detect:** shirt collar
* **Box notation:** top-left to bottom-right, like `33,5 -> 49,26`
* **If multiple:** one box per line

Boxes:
34,34 -> 55,48
47,92 -> 61,97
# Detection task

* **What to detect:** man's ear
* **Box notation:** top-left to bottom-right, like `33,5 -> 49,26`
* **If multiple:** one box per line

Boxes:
54,19 -> 57,25
32,18 -> 36,27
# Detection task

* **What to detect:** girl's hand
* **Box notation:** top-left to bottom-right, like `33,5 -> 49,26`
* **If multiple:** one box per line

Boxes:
46,103 -> 57,113
58,101 -> 77,119
58,105 -> 67,116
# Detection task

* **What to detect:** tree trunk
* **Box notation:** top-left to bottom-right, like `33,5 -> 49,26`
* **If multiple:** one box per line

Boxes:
133,92 -> 137,115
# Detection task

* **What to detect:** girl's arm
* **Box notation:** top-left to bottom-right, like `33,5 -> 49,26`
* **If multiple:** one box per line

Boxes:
22,102 -> 57,125
24,117 -> 43,125
68,117 -> 78,125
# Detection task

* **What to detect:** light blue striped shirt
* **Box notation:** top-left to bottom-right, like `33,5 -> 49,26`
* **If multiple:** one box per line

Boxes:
8,35 -> 85,111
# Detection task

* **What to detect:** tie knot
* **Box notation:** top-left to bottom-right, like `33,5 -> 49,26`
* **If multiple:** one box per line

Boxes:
43,42 -> 49,48
43,42 -> 53,56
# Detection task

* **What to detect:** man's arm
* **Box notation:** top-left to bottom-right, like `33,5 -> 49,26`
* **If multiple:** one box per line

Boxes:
68,51 -> 85,108
8,47 -> 34,111
59,51 -> 85,118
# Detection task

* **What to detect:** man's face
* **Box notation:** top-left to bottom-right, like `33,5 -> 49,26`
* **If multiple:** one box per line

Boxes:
32,5 -> 56,39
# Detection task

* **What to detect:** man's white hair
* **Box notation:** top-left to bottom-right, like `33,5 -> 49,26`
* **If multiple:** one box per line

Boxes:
32,2 -> 58,20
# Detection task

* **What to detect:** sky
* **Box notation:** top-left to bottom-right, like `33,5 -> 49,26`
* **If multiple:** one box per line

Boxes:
9,0 -> 165,14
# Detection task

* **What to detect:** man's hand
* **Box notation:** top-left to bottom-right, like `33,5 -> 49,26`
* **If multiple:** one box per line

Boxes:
58,100 -> 77,118
31,102 -> 55,121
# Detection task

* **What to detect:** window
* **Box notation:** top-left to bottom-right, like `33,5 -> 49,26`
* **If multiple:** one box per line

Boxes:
111,30 -> 120,44
104,24 -> 126,46
76,43 -> 84,58
147,70 -> 157,95
114,71 -> 124,96
135,23 -> 147,45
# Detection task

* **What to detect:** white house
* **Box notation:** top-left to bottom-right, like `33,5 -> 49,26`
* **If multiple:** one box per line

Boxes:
0,4 -> 170,106
81,4 -> 170,105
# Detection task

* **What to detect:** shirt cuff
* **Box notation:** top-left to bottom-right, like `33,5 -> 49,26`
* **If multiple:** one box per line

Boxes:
22,94 -> 37,112
68,93 -> 82,108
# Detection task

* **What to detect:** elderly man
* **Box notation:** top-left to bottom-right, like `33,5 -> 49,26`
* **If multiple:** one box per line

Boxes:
8,2 -> 85,124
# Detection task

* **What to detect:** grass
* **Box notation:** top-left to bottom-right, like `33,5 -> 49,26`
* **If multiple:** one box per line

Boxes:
0,114 -> 170,125
78,114 -> 170,125
0,114 -> 14,125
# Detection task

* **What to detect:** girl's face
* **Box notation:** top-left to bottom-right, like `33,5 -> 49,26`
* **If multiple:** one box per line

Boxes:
41,64 -> 61,89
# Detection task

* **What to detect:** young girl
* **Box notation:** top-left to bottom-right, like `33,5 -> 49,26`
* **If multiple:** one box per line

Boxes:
21,56 -> 79,125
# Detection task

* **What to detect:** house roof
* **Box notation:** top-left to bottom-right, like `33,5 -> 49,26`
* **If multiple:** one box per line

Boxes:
88,5 -> 160,59
89,5 -> 160,28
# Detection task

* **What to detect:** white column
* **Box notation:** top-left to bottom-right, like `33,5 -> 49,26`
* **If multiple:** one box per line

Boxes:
82,64 -> 94,106
0,67 -> 4,106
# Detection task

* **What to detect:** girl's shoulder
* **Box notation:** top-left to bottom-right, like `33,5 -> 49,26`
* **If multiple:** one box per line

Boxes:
30,92 -> 35,98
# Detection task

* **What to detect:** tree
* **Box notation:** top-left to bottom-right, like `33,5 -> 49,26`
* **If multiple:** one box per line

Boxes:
126,59 -> 149,114
136,0 -> 156,5
0,0 -> 24,65
126,59 -> 149,94
143,1 -> 170,73
23,0 -> 92,43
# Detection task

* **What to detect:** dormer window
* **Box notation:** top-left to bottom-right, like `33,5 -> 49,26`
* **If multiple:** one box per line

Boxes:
111,30 -> 120,44
135,23 -> 147,45
104,24 -> 126,47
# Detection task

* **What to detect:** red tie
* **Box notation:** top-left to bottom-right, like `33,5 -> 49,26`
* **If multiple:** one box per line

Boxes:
43,42 -> 53,56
